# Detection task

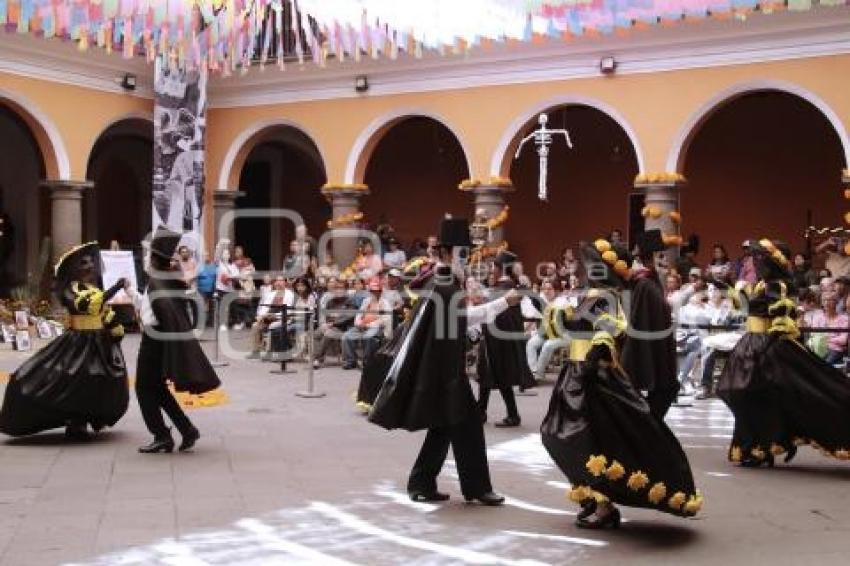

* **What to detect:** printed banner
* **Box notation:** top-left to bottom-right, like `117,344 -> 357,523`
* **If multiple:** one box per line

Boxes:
101,250 -> 138,304
153,58 -> 207,255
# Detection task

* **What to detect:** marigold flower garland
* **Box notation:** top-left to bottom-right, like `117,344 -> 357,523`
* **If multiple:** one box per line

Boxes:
326,212 -> 364,229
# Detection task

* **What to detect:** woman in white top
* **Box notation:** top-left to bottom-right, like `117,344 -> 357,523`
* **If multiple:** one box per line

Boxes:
215,244 -> 240,330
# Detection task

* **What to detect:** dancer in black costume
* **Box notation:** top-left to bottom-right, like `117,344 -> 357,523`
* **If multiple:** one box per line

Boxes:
718,238 -> 850,467
541,239 -> 702,529
129,228 -> 221,453
369,218 -> 520,505
0,242 -> 129,439
476,251 -> 536,427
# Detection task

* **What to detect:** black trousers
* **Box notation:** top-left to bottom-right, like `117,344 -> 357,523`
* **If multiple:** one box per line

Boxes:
477,385 -> 520,421
407,412 -> 493,498
135,334 -> 194,439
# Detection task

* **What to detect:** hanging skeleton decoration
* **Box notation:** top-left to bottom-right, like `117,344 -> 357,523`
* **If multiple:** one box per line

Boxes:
514,113 -> 573,201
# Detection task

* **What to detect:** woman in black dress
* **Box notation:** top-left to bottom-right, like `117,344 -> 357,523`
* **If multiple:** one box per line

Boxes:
0,242 -> 129,439
717,238 -> 850,467
541,239 -> 702,529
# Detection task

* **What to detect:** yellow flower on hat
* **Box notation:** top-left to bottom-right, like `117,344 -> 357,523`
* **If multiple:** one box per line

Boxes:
586,455 -> 608,477
759,239 -> 775,252
648,482 -> 667,505
601,250 -> 618,265
668,491 -> 687,511
613,260 -> 630,278
594,239 -> 611,253
627,471 -> 649,491
730,446 -> 742,462
605,460 -> 626,481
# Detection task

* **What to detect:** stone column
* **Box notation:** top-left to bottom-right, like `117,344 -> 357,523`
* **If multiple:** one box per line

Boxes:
212,189 -> 244,247
321,184 -> 369,268
635,174 -> 686,265
461,181 -> 514,246
41,180 -> 92,263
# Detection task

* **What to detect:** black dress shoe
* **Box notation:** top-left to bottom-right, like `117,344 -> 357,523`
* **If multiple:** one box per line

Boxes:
409,491 -> 450,502
139,437 -> 175,454
494,416 -> 521,428
465,492 -> 505,506
784,445 -> 798,463
576,507 -> 621,530
577,499 -> 598,520
179,427 -> 200,452
65,423 -> 90,441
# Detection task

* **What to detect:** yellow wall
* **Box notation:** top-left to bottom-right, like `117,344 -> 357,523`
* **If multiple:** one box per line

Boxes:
0,72 -> 153,180
207,53 -> 850,195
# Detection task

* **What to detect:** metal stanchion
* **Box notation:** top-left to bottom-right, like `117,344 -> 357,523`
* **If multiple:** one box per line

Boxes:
296,309 -> 325,398
210,292 -> 229,368
271,305 -> 297,375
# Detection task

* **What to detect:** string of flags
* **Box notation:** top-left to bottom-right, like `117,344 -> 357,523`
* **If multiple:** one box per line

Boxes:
0,1 -> 845,74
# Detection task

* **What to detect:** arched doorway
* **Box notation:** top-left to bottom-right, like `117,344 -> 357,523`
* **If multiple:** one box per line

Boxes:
505,105 -> 640,272
677,90 -> 846,263
360,116 -> 471,249
236,126 -> 327,271
0,103 -> 50,294
85,118 -> 154,250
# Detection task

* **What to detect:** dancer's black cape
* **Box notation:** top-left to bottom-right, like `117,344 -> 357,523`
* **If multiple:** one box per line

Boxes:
620,270 -> 678,417
541,293 -> 701,517
476,302 -> 536,390
0,281 -> 129,436
369,275 -> 476,432
146,275 -> 220,395
357,319 -> 408,407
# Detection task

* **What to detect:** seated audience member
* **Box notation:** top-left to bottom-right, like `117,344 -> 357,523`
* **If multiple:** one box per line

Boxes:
382,268 -> 406,326
792,253 -> 819,290
313,277 -> 355,368
695,285 -> 744,399
676,292 -> 711,395
355,240 -> 384,280
341,277 -> 392,370
347,277 -> 369,308
283,239 -> 310,278
196,252 -> 217,326
665,272 -> 683,306
809,293 -> 849,365
247,276 -> 294,359
834,276 -> 850,314
799,289 -> 827,357
315,251 -> 340,288
525,280 -> 568,381
289,277 -> 318,358
705,244 -> 733,283
382,237 -> 407,270
735,241 -> 757,285
816,236 -> 850,279
231,245 -> 256,330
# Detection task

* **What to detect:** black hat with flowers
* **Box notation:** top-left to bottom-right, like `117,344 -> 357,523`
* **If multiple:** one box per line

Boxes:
750,238 -> 793,284
579,238 -> 632,289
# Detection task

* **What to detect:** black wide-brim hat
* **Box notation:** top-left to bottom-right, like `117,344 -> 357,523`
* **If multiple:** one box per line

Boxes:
579,238 -> 632,289
54,241 -> 101,284
494,250 -> 518,266
750,238 -> 793,283
438,218 -> 472,248
636,229 -> 666,255
150,226 -> 183,260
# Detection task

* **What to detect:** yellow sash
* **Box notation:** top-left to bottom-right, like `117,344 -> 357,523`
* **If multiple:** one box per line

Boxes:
69,315 -> 103,331
745,316 -> 769,334
569,339 -> 592,362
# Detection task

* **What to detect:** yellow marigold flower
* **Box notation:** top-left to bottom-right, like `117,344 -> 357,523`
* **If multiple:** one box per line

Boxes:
668,211 -> 682,224
649,206 -> 663,219
834,449 -> 850,460
586,455 -> 608,477
845,212 -> 850,225
648,482 -> 667,505
845,189 -> 850,200
601,250 -> 618,265
845,242 -> 850,257
668,491 -> 687,511
613,260 -> 630,276
770,443 -> 785,456
591,490 -> 610,503
730,446 -> 742,462
751,447 -> 766,461
594,239 -> 611,254
684,493 -> 704,515
627,471 -> 649,491
758,238 -> 775,252
569,485 -> 592,503
605,460 -> 626,481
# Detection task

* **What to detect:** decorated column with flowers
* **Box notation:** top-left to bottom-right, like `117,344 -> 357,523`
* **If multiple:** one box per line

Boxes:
635,173 -> 686,264
321,183 -> 369,267
213,190 -> 245,248
843,168 -> 850,226
460,177 -> 513,248
41,180 -> 92,263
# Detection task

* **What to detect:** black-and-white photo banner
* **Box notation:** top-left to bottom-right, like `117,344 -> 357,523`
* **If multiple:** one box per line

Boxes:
152,59 -> 207,253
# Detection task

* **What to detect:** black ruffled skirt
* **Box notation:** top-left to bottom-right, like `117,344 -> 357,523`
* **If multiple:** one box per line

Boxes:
0,330 -> 129,436
541,361 -> 701,516
718,332 -> 850,464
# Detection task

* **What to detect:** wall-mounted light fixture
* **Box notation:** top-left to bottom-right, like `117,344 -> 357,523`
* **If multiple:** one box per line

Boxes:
354,75 -> 369,93
600,56 -> 617,75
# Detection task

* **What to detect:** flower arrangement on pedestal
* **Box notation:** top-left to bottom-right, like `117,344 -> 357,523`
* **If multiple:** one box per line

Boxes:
634,172 -> 687,184
458,176 -> 513,190
326,212 -> 364,229
321,183 -> 369,192
485,206 -> 510,229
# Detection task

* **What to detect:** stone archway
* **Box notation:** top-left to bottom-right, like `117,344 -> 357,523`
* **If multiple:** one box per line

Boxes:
674,87 -> 847,262
85,117 -> 154,251
497,103 -> 641,275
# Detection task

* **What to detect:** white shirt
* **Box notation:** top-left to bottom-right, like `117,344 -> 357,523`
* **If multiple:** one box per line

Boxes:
257,288 -> 295,318
127,287 -> 158,327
